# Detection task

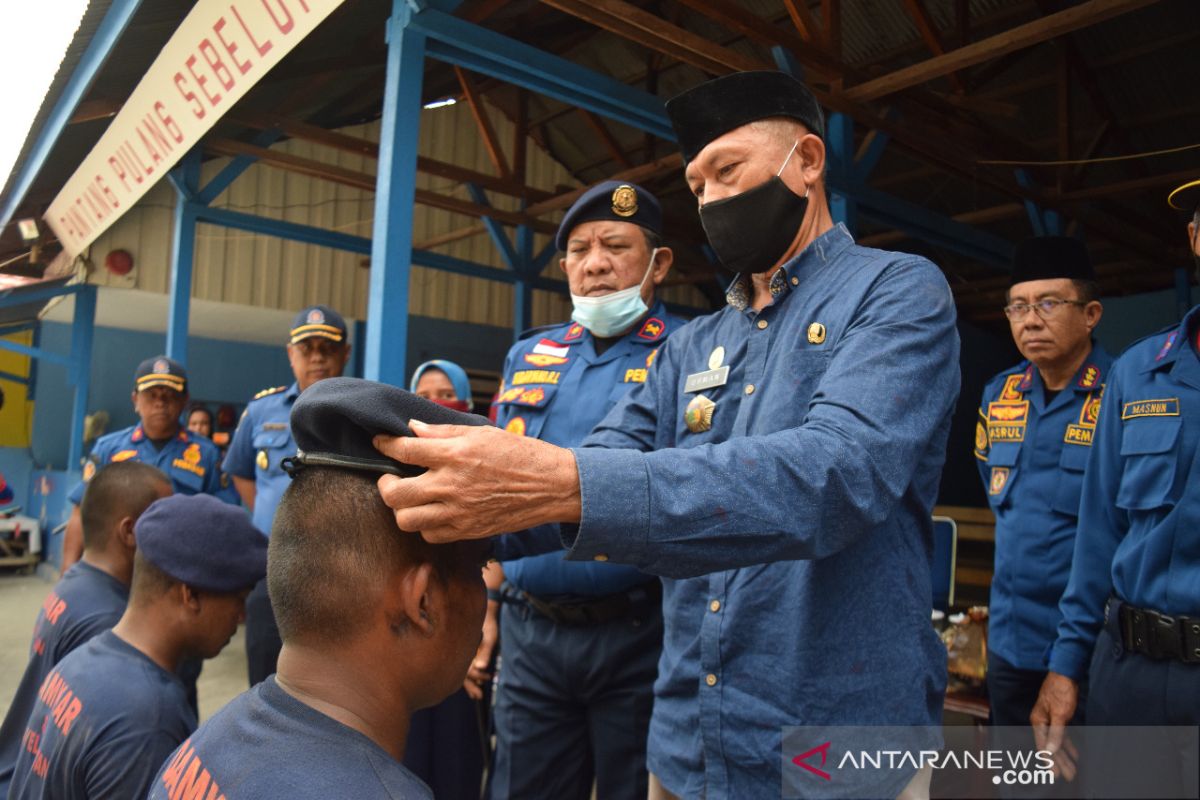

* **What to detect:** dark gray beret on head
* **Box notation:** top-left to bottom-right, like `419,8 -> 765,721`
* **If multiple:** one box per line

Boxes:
666,70 -> 826,162
1010,236 -> 1095,286
287,377 -> 490,477
135,494 -> 266,593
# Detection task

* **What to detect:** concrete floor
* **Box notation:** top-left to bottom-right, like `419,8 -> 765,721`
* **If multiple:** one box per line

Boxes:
0,570 -> 250,723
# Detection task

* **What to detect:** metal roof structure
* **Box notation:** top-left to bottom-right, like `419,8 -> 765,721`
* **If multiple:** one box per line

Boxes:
0,0 -> 1196,335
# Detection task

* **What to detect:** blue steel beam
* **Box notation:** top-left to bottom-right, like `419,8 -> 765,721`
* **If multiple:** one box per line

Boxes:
196,128 -> 284,206
0,0 -> 143,227
826,113 -> 857,234
67,285 -> 96,469
465,183 -> 520,269
366,0 -> 427,384
0,282 -> 83,310
848,185 -> 1013,268
193,205 -> 372,254
853,110 -> 899,183
0,370 -> 29,385
166,150 -> 202,365
412,9 -> 674,141
0,339 -> 73,368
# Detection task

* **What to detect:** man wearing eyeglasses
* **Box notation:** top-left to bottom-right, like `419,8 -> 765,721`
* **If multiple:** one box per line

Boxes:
224,305 -> 351,686
974,236 -> 1110,728
1028,181 -> 1200,796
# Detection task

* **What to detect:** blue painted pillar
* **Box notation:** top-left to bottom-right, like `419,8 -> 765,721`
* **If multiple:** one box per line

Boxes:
366,0 -> 426,384
166,149 -> 201,365
67,285 -> 97,469
826,112 -> 857,235
166,200 -> 197,365
513,223 -> 534,338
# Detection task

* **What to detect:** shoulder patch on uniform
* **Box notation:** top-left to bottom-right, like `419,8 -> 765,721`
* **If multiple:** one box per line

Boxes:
253,386 -> 288,401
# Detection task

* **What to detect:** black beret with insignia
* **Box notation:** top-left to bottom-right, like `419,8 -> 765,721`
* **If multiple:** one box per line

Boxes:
286,377 -> 489,477
134,356 -> 187,394
1010,236 -> 1095,286
555,181 -> 663,252
665,70 -> 826,163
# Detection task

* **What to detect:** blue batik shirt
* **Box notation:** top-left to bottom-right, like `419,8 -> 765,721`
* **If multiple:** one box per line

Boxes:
976,343 -> 1114,670
559,224 -> 960,799
494,303 -> 680,597
148,677 -> 433,799
7,630 -> 195,800
224,383 -> 300,535
0,562 -> 128,795
68,425 -> 226,505
1050,306 -> 1200,680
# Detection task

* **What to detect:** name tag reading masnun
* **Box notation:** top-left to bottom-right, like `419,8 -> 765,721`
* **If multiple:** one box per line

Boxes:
685,366 -> 730,393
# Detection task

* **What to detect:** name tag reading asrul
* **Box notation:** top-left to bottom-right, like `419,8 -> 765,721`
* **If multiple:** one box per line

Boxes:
685,366 -> 729,393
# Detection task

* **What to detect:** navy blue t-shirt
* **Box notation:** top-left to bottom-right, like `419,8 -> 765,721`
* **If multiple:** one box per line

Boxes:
7,630 -> 195,799
0,563 -> 128,794
149,677 -> 433,799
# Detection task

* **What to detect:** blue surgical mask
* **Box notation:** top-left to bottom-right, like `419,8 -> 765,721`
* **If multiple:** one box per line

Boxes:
570,248 -> 659,338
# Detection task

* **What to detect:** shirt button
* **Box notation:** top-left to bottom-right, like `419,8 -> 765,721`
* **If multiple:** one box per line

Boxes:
593,554 -> 608,562
744,384 -> 755,395
756,319 -> 768,330
710,600 -> 721,612
791,276 -> 799,286
705,673 -> 718,686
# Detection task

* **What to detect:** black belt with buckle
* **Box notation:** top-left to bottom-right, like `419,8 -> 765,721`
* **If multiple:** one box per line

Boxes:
507,581 -> 661,627
1113,599 -> 1200,664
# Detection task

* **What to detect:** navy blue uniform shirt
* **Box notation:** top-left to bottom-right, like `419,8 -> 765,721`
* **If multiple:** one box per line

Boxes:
68,425 -> 226,505
558,225 -> 960,798
0,563 -> 127,794
493,302 -> 679,597
1050,306 -> 1200,680
224,384 -> 300,534
976,343 -> 1114,670
7,630 -> 194,800
148,677 -> 432,799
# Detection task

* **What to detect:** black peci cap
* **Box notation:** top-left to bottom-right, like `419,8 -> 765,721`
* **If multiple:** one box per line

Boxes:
665,71 -> 826,162
1010,236 -> 1095,287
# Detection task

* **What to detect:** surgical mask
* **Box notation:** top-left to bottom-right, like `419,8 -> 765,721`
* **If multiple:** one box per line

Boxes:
570,248 -> 659,338
699,141 -> 809,274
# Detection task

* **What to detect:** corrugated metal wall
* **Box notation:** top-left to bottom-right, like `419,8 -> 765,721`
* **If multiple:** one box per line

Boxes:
85,100 -> 706,329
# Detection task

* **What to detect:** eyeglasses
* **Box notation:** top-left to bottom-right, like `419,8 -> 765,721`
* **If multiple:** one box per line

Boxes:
1003,299 -> 1087,320
293,339 -> 345,358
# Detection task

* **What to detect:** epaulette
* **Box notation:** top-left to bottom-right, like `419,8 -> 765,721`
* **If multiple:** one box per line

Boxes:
252,386 -> 288,401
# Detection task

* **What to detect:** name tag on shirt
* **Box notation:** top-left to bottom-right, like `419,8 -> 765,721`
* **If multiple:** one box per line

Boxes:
685,366 -> 729,393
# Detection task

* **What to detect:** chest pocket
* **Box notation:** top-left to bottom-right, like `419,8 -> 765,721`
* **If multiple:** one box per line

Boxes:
984,441 -> 1021,508
494,383 -> 559,439
168,466 -> 204,493
1116,416 -> 1182,511
252,428 -> 293,474
1051,442 -> 1091,516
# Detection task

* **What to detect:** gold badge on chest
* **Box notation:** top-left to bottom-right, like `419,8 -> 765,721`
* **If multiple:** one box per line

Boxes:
256,450 -> 269,471
684,394 -> 716,433
807,323 -> 826,345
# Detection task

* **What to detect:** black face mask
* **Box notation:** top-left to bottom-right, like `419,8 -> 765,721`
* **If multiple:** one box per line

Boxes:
699,144 -> 809,275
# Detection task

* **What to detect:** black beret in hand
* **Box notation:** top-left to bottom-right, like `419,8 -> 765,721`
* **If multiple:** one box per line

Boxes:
286,377 -> 490,477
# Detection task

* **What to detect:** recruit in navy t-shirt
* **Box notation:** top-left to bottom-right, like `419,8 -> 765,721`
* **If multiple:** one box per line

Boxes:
149,677 -> 434,799
7,630 -> 195,800
0,562 -> 128,793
